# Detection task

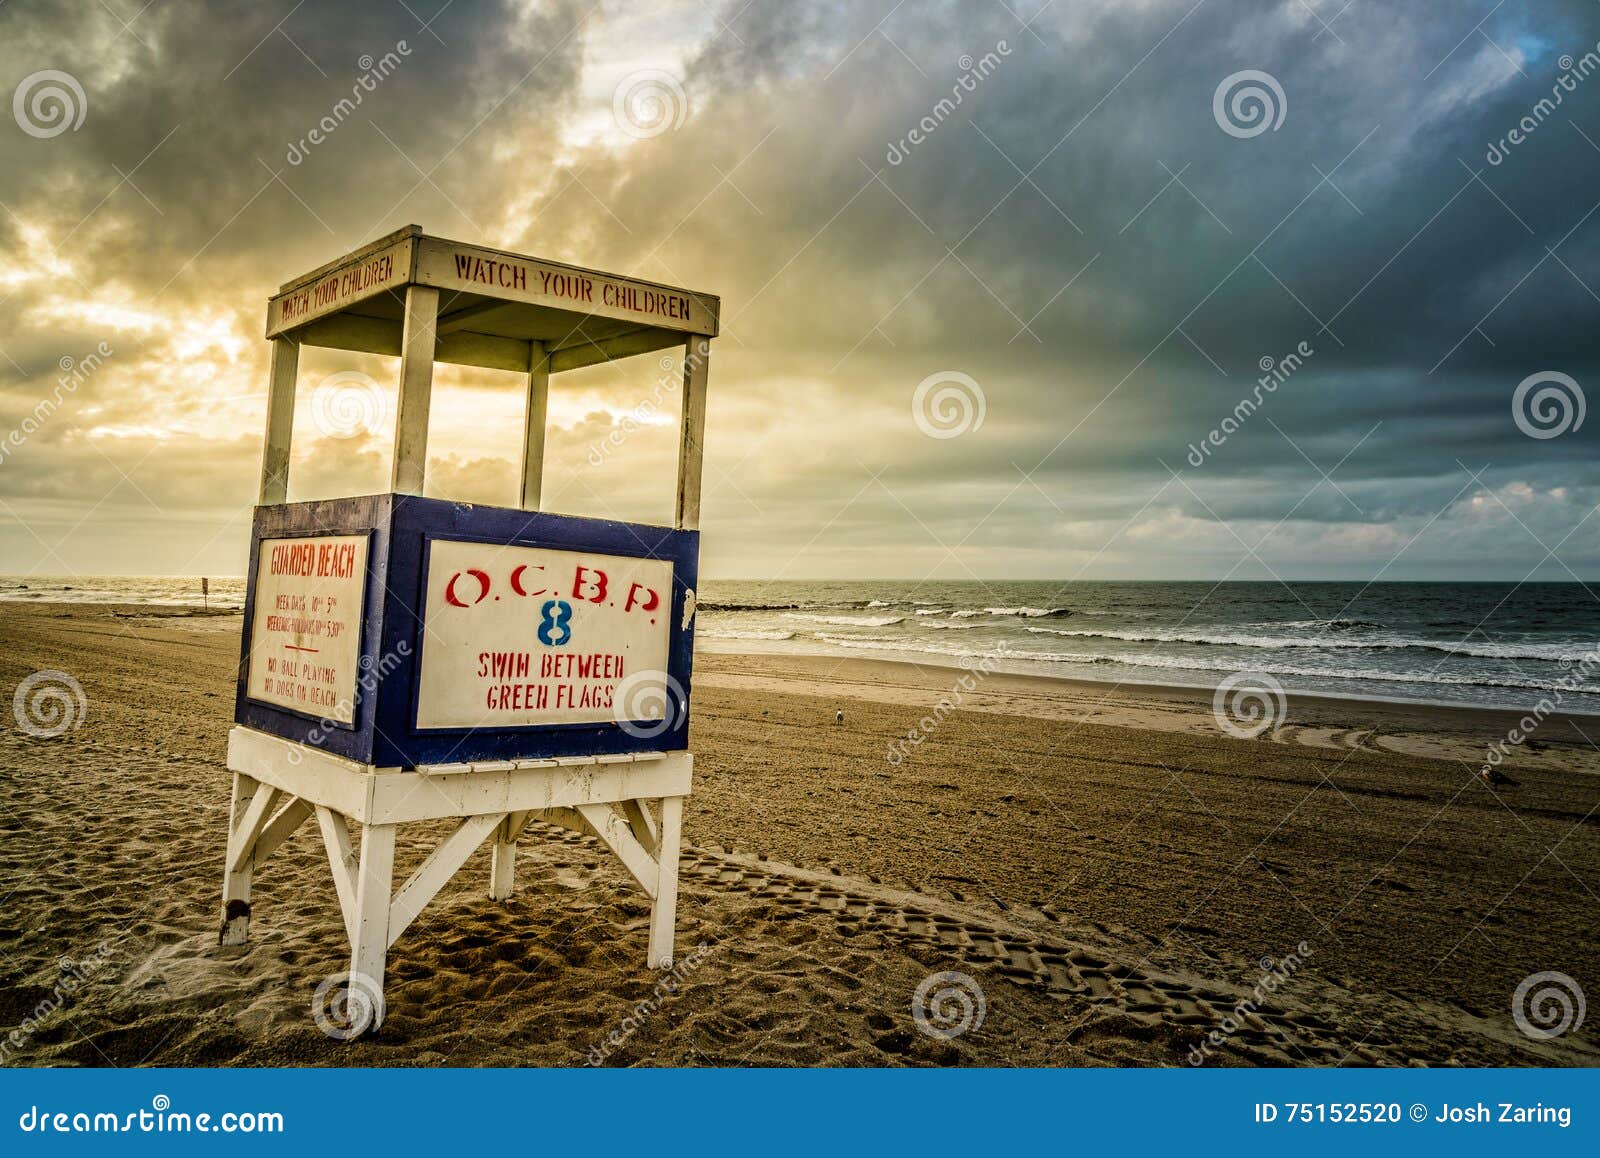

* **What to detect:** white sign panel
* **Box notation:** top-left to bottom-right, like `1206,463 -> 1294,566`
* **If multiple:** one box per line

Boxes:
415,539 -> 674,731
247,534 -> 369,723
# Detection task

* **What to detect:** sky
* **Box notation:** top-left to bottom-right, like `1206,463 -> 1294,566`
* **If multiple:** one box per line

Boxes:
1,0 -> 1599,582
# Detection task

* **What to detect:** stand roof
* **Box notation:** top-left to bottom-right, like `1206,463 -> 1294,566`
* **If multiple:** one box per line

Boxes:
265,225 -> 720,374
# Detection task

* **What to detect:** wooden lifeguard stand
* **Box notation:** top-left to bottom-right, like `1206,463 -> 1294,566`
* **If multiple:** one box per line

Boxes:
220,226 -> 717,1034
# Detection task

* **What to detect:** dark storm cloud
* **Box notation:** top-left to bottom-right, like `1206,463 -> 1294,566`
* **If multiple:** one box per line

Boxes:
2,0 -> 1599,578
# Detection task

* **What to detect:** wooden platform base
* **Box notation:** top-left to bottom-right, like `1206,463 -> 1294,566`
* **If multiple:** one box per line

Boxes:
220,726 -> 690,1034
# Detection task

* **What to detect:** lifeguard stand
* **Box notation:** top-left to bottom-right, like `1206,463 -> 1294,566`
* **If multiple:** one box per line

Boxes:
218,226 -> 717,1034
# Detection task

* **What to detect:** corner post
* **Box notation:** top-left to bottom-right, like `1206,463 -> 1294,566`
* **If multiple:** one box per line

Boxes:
674,336 -> 710,530
520,341 -> 550,510
488,814 -> 518,901
392,284 -> 440,495
220,771 -> 261,945
647,795 -> 685,968
349,822 -> 397,1030
258,337 -> 299,505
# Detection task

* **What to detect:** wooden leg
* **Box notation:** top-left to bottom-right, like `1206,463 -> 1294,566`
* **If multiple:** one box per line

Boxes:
220,772 -> 261,946
349,822 -> 396,1030
647,795 -> 684,969
489,815 -> 517,901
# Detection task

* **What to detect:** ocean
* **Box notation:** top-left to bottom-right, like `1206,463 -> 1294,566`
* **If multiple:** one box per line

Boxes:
5,576 -> 1599,713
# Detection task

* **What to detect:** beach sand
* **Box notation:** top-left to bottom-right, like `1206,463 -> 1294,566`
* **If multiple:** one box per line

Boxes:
1,602 -> 1596,1067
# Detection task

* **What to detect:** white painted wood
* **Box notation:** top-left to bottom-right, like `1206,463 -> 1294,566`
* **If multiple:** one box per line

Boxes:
413,236 -> 719,336
547,327 -> 683,374
369,753 -> 692,825
227,783 -> 282,875
575,803 -> 658,900
388,812 -> 505,946
316,805 -> 358,941
254,796 -> 313,863
292,312 -> 532,373
391,283 -> 439,495
227,727 -> 382,819
520,342 -> 550,510
267,228 -> 417,337
220,772 -> 261,946
618,798 -> 658,857
488,817 -> 517,902
227,727 -> 690,822
349,821 -> 396,1026
675,336 -> 710,530
258,338 -> 299,505
648,795 -> 685,968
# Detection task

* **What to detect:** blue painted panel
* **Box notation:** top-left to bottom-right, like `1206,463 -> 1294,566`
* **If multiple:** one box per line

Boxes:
235,493 -> 699,769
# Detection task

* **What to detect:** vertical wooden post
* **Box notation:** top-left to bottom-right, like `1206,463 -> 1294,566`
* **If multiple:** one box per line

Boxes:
647,795 -> 685,968
391,285 -> 439,495
488,814 -> 517,901
349,822 -> 396,1028
258,337 -> 299,505
674,336 -> 710,530
519,341 -> 550,510
220,771 -> 260,945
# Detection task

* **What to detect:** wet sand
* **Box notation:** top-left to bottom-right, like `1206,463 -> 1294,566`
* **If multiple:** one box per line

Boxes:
1,602 -> 1596,1067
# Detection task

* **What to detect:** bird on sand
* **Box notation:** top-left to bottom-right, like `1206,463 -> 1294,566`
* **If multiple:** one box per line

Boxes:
835,709 -> 844,724
1482,767 -> 1520,788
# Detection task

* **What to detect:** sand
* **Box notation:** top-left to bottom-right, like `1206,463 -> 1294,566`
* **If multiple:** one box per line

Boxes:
1,602 -> 1596,1067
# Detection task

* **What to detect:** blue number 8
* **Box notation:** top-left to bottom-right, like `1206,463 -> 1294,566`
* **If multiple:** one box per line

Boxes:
538,599 -> 573,646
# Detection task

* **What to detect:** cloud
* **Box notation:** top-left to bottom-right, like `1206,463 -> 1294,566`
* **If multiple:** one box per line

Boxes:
2,0 -> 1599,579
